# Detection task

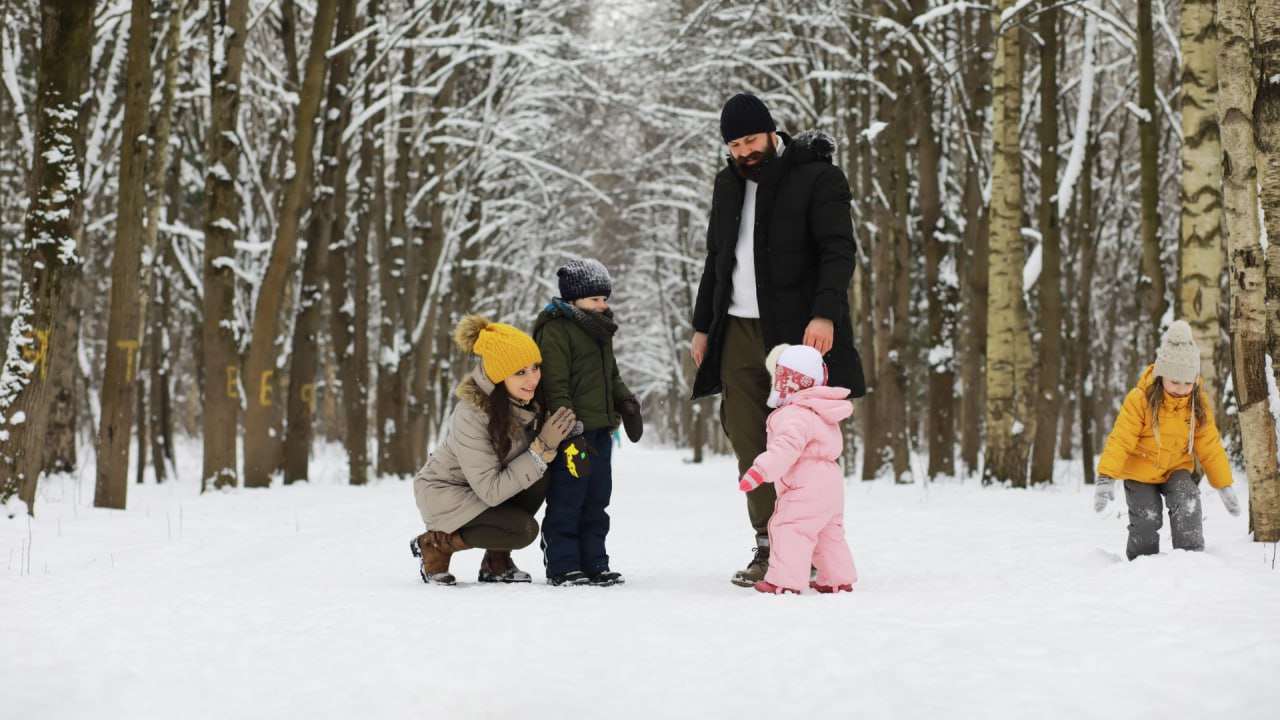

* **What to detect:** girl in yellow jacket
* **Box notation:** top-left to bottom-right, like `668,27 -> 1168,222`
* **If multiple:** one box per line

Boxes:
1093,320 -> 1242,560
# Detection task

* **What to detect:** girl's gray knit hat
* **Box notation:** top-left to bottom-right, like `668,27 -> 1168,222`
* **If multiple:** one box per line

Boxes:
1153,320 -> 1200,383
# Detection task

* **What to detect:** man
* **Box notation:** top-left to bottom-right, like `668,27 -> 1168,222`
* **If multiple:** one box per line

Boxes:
690,93 -> 865,587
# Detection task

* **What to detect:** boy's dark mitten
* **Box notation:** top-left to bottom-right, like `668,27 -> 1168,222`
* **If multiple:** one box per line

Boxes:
619,396 -> 643,443
559,434 -> 596,478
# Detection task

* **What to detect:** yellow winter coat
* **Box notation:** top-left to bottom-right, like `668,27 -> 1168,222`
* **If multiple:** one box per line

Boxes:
1096,365 -> 1233,488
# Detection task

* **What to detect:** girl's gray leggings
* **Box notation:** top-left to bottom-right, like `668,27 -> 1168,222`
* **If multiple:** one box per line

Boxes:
1123,470 -> 1203,560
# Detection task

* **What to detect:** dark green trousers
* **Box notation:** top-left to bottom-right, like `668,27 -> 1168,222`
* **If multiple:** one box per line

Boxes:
458,475 -> 549,550
719,316 -> 776,541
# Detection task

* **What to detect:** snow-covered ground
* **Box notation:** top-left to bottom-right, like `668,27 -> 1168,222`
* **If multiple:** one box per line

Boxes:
4,441 -> 1277,720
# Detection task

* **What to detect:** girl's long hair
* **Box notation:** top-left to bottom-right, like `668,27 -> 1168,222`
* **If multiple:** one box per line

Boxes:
1145,377 -> 1209,444
485,380 -> 550,461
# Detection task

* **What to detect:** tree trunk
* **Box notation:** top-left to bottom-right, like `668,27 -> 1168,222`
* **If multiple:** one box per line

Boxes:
1030,0 -> 1063,486
96,0 -> 154,509
914,0 -> 954,480
1078,139 -> 1098,485
142,0 -> 184,486
1219,0 -> 1279,542
376,35 -> 416,478
202,0 -> 253,492
1255,3 -> 1280,403
283,0 -> 357,484
242,0 -> 339,488
0,0 -> 93,513
1137,0 -> 1166,350
863,2 -> 910,482
1178,0 -> 1225,418
983,0 -> 1035,487
331,0 -> 381,486
959,5 -> 992,477
1244,0 -> 1280,538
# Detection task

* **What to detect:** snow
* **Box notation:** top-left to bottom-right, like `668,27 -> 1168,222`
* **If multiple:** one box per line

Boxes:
4,442 -> 1276,719
1023,234 -> 1042,291
1058,13 -> 1097,221
1124,102 -> 1152,124
862,121 -> 888,142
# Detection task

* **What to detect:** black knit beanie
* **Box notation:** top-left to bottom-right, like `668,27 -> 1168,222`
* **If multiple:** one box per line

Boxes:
720,93 -> 776,143
557,258 -> 613,301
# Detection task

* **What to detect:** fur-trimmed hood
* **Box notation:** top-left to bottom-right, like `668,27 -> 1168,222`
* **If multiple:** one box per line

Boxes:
722,130 -> 837,173
787,130 -> 837,163
455,364 -> 540,431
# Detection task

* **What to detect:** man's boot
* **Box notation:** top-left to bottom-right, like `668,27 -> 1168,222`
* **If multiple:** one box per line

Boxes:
478,549 -> 532,583
410,531 -> 470,586
731,538 -> 770,587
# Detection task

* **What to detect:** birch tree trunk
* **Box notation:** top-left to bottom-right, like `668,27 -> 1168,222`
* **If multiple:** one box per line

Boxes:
242,0 -> 339,488
0,0 -> 92,513
983,0 -> 1035,487
1137,0 -> 1166,349
1255,2 -> 1280,400
1219,0 -> 1278,542
1030,0 -> 1063,485
1178,0 -> 1225,414
1249,0 -> 1280,538
96,0 -> 153,509
283,0 -> 357,484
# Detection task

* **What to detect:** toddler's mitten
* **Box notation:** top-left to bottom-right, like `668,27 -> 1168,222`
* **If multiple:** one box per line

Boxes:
620,396 -> 644,443
1093,477 -> 1115,513
739,467 -> 765,493
1218,485 -> 1242,517
560,434 -> 594,478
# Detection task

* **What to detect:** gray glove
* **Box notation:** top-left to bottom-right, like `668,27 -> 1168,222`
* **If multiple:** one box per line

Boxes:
1218,485 -> 1242,517
538,407 -> 577,449
1093,477 -> 1115,513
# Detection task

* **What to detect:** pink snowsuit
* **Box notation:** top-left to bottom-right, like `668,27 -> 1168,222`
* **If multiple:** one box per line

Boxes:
749,385 -> 857,592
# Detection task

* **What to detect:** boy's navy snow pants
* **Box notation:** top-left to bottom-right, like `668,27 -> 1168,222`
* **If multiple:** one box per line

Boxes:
541,427 -> 614,577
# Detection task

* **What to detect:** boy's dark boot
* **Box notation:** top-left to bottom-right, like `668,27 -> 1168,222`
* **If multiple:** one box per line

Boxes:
478,550 -> 532,583
731,538 -> 770,587
411,531 -> 470,586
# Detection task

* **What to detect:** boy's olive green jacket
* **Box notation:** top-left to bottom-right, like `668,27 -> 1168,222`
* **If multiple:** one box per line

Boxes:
533,301 -> 633,432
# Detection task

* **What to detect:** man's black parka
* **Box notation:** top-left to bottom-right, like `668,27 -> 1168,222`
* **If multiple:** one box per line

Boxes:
691,130 -> 865,400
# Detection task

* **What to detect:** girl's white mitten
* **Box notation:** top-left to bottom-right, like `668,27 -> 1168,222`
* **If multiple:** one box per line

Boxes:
1218,485 -> 1242,517
1093,477 -> 1115,513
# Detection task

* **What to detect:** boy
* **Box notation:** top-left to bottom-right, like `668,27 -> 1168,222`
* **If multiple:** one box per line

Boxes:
533,258 -> 642,586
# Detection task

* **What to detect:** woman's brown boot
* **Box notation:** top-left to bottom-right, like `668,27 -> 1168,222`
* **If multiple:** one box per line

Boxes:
411,531 -> 470,586
478,550 -> 532,583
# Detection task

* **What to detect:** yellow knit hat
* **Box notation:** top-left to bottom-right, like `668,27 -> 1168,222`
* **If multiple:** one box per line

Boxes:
454,315 -> 541,384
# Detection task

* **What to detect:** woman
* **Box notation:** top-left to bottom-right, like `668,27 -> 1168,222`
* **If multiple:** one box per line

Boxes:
411,315 -> 577,585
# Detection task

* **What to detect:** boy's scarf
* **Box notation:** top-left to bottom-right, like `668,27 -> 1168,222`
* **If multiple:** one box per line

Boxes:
548,298 -> 618,342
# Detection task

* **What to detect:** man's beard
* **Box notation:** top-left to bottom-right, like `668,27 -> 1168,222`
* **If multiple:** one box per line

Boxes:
730,141 -> 777,182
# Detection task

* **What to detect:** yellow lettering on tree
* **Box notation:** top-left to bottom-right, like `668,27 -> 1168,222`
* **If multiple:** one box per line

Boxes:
22,328 -> 50,379
301,383 -> 315,413
226,366 -> 240,399
259,371 -> 275,407
116,340 -> 140,382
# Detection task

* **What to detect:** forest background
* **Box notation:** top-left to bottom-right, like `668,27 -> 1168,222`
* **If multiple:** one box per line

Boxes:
0,0 -> 1278,542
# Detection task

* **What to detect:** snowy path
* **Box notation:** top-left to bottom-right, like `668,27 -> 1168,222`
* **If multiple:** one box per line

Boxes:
4,443 -> 1278,719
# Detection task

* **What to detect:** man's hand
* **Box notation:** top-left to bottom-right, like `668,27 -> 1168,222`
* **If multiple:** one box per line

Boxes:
691,331 -> 709,367
803,318 -> 834,355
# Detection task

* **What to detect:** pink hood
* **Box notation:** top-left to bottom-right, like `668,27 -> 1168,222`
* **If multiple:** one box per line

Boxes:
783,385 -> 853,424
